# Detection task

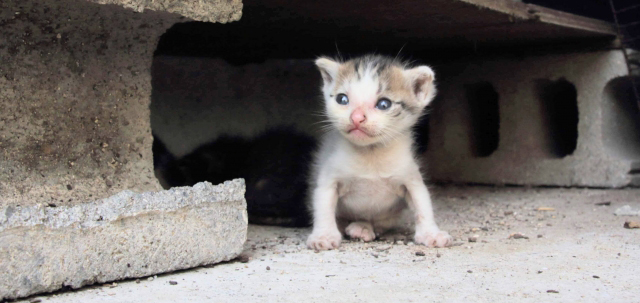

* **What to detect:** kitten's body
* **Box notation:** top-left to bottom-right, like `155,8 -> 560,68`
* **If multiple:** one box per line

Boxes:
307,55 -> 452,250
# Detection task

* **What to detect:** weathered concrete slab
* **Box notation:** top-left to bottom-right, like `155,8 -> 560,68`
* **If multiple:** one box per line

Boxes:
0,179 -> 248,301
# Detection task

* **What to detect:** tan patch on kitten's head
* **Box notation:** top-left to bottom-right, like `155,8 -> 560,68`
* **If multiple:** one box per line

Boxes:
315,55 -> 436,147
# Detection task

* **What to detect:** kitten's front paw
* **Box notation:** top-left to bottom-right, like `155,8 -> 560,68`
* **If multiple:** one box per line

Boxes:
307,229 -> 342,251
345,221 -> 376,242
414,230 -> 453,248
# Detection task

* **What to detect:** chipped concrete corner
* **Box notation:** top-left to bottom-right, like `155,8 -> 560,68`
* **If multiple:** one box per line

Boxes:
0,179 -> 248,301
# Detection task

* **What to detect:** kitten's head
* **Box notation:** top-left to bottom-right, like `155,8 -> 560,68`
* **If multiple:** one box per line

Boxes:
316,55 -> 436,147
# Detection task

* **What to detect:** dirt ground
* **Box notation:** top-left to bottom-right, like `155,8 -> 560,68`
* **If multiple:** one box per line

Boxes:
14,185 -> 640,303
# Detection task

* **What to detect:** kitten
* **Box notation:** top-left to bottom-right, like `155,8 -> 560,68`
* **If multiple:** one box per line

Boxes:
306,54 -> 453,250
153,127 -> 315,227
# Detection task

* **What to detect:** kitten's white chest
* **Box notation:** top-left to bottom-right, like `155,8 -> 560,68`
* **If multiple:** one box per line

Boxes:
337,177 -> 406,220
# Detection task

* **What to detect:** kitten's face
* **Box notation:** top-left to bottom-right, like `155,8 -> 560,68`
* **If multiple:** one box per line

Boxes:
316,55 -> 436,147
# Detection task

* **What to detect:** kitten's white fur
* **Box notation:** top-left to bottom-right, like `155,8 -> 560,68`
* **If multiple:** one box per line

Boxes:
307,55 -> 453,250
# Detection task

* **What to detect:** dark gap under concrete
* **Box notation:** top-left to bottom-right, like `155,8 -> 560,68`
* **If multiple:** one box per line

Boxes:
602,76 -> 640,160
535,78 -> 579,158
464,82 -> 500,157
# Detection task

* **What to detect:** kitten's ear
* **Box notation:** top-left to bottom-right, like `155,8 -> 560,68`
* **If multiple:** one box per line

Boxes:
405,66 -> 436,107
315,57 -> 340,86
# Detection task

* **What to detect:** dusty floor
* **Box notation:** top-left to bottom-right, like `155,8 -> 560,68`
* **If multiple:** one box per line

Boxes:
14,186 -> 640,303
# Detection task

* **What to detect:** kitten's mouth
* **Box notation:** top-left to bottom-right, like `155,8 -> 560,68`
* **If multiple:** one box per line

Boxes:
347,127 -> 374,138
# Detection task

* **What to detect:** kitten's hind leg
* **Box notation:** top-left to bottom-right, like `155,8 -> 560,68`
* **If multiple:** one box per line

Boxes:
345,221 -> 376,242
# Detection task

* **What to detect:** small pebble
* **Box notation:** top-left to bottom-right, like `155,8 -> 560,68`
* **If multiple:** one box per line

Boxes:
537,234 -> 543,238
547,290 -> 559,293
135,279 -> 141,284
509,232 -> 529,239
593,275 -> 600,279
30,299 -> 42,303
504,211 -> 514,216
415,251 -> 425,256
266,266 -> 271,270
468,235 -> 479,243
624,221 -> 640,229
169,281 -> 178,285
467,270 -> 473,273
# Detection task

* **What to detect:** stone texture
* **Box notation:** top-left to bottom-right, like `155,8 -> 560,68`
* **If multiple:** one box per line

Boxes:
86,0 -> 242,23
0,0 -> 240,208
0,179 -> 248,300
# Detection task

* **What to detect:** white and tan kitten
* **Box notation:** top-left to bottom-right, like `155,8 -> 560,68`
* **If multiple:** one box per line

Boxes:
307,54 -> 453,250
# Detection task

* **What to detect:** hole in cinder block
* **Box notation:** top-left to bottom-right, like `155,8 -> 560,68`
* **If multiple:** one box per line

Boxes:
602,76 -> 640,160
535,78 -> 579,158
464,82 -> 500,157
413,115 -> 430,155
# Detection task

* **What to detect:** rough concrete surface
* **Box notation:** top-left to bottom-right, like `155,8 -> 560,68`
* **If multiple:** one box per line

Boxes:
13,186 -> 640,302
0,179 -> 247,300
86,0 -> 242,23
0,0 -> 233,208
427,50 -> 638,187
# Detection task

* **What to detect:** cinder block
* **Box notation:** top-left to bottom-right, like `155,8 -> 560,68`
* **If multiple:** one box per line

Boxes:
0,179 -> 248,300
0,0 -> 240,209
426,50 -> 638,187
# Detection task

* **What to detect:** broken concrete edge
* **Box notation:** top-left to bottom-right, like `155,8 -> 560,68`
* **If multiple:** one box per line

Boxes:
85,0 -> 243,23
1,179 -> 248,301
1,179 -> 246,232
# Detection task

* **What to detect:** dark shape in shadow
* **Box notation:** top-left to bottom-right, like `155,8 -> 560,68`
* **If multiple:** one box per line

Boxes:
464,82 -> 500,157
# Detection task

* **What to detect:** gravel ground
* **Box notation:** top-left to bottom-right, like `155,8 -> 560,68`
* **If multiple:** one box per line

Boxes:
12,185 -> 640,303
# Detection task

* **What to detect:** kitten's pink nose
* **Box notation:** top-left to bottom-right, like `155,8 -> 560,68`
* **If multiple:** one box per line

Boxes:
350,109 -> 366,127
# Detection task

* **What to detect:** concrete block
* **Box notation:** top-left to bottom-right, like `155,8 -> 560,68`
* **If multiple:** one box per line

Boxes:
0,0 -> 241,209
0,179 -> 248,300
426,50 -> 638,187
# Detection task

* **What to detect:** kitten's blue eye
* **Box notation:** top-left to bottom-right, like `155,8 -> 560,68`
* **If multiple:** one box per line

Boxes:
336,94 -> 349,105
376,98 -> 391,110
